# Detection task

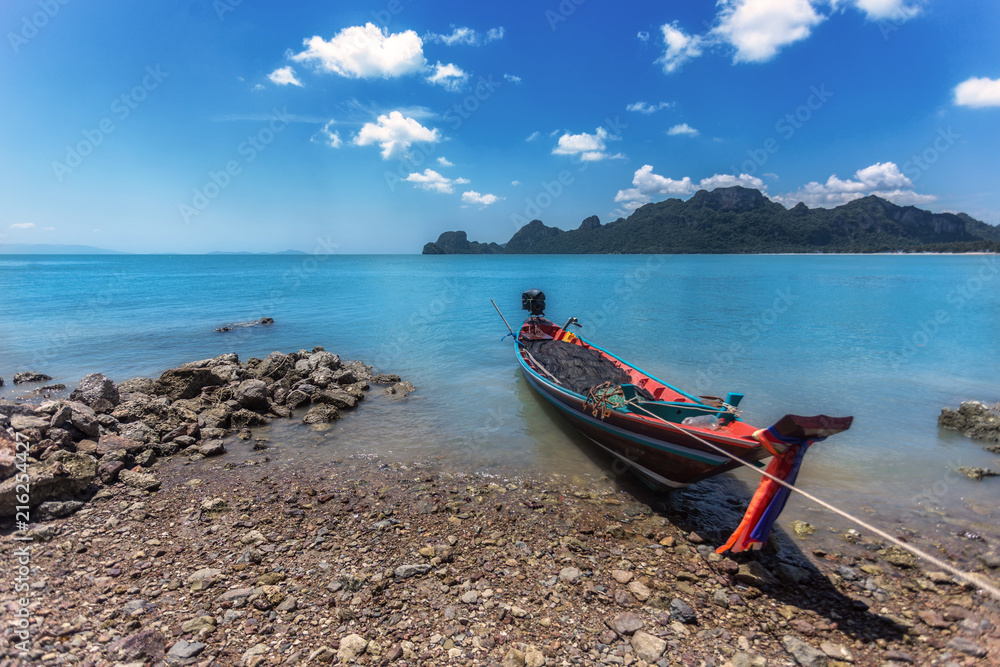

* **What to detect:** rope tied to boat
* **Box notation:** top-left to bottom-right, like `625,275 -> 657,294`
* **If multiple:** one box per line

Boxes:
625,400 -> 1000,602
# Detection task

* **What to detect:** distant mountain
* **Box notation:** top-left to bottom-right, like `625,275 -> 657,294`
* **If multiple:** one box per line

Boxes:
422,231 -> 504,254
0,243 -> 127,255
421,187 -> 1000,254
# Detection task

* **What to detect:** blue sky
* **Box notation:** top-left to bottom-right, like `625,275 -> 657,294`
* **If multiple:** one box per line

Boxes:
2,0 -> 999,253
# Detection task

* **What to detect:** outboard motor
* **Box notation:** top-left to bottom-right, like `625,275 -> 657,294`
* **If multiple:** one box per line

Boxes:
521,289 -> 546,316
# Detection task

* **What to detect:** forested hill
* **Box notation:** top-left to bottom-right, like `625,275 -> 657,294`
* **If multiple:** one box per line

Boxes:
421,187 -> 1000,254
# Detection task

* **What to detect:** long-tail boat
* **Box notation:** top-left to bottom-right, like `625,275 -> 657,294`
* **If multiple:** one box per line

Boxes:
508,290 -> 853,552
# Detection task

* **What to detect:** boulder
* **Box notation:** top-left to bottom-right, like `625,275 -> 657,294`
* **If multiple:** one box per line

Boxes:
118,377 -> 157,395
119,468 -> 161,492
13,371 -> 52,384
98,459 -> 126,484
0,433 -> 19,481
69,373 -> 120,408
200,405 -> 232,430
0,450 -> 96,515
154,367 -> 227,401
67,402 -> 100,438
11,414 -> 50,435
939,401 -> 1000,442
254,351 -> 293,381
235,379 -> 269,412
118,420 -> 156,444
308,351 -> 341,371
97,434 -> 146,456
285,390 -> 310,408
231,409 -> 269,429
312,389 -> 358,410
303,405 -> 340,424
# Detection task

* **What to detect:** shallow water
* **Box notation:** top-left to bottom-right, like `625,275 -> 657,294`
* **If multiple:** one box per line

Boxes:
1,253 -> 998,555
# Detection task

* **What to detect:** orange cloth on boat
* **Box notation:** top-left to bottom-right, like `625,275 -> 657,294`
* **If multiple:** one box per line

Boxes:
715,429 -> 799,554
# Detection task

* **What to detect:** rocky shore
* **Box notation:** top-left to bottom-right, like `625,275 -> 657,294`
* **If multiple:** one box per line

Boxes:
0,348 -> 413,519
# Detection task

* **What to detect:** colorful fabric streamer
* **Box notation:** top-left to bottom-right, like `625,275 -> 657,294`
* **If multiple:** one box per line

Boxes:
716,426 -> 815,554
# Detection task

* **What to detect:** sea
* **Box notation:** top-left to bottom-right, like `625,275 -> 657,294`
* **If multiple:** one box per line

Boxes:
1,253 -> 998,558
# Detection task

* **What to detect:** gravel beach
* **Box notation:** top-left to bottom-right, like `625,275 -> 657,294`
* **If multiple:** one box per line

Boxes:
2,451 -> 998,667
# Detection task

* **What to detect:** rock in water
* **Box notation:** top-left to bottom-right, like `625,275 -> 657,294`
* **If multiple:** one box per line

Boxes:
13,371 -> 52,384
303,405 -> 340,424
957,466 -> 999,481
70,372 -> 120,407
939,400 -> 1000,442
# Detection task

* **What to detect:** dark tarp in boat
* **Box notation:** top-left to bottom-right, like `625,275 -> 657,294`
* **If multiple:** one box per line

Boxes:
522,339 -> 631,395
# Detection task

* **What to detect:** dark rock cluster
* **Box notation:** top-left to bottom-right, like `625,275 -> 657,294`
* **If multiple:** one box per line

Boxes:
0,348 -> 413,517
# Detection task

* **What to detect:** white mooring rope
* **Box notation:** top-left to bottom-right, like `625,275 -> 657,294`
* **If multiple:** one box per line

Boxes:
624,401 -> 1000,602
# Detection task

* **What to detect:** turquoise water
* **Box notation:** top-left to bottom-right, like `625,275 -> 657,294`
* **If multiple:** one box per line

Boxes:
2,254 -> 998,548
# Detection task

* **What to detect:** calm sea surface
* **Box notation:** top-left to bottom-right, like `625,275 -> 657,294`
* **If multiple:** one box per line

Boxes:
1,254 -> 998,553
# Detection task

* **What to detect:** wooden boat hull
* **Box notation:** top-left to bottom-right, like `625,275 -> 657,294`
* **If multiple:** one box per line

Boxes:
515,317 -> 769,488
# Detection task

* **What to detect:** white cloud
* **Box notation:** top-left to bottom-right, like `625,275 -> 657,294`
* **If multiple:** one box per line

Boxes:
437,156 -> 454,167
353,111 -> 441,159
43,226 -> 56,231
462,191 -> 503,207
251,83 -> 265,92
954,77 -> 1000,108
511,180 -> 522,186
268,66 -> 302,86
312,120 -> 343,148
637,31 -> 650,42
291,23 -> 426,79
713,0 -> 824,63
426,62 -> 469,91
851,0 -> 923,21
613,165 -> 767,213
698,173 -> 765,190
10,222 -> 34,229
404,169 -> 470,194
775,161 -> 936,208
525,131 -> 540,142
425,26 -> 504,46
504,74 -> 522,84
626,101 -> 673,114
656,21 -> 704,73
653,1 -> 922,74
552,127 -> 625,161
667,123 -> 699,136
